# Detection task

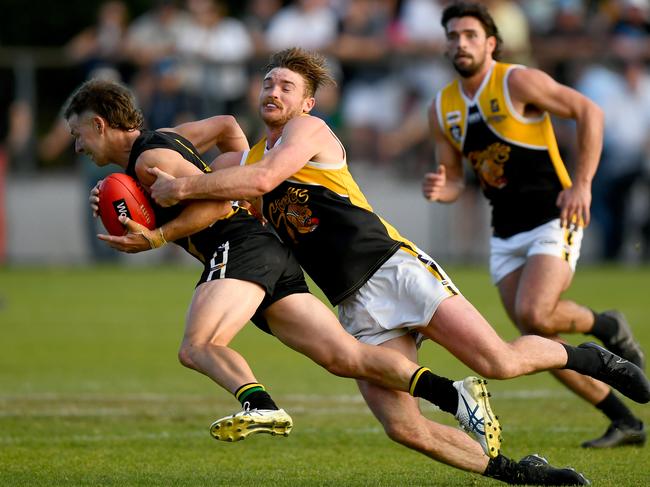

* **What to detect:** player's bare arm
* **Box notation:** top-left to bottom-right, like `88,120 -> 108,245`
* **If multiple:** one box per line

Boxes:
149,115 -> 329,206
508,67 -> 604,227
161,115 -> 249,154
210,150 -> 245,170
205,151 -> 266,221
99,148 -> 232,253
422,101 -> 465,203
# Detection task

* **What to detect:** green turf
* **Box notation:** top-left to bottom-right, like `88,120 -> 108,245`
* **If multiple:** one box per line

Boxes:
1,265 -> 649,486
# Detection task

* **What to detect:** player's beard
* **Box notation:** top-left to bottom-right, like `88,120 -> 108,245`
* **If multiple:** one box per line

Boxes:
260,102 -> 303,128
452,50 -> 487,78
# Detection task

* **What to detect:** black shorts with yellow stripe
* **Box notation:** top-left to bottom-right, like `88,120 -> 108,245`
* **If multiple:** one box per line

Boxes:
195,232 -> 309,333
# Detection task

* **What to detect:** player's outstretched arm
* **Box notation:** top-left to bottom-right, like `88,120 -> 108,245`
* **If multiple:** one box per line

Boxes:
508,67 -> 604,227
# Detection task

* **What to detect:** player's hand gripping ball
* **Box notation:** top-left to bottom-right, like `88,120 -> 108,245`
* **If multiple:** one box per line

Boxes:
98,173 -> 156,236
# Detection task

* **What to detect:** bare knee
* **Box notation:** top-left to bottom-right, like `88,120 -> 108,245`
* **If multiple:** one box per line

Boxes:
382,417 -> 425,450
317,351 -> 360,378
177,342 -> 195,370
178,340 -> 207,371
474,350 -> 521,379
515,301 -> 555,336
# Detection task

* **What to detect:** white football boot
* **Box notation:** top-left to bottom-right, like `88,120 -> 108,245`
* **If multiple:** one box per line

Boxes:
209,404 -> 293,442
453,376 -> 502,458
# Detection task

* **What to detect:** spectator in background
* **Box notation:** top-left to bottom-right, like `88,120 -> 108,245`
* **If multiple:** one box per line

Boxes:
174,0 -> 253,121
242,0 -> 283,59
238,0 -> 285,140
378,0 -> 452,170
42,0 -> 131,166
575,0 -> 650,260
529,1 -> 599,172
578,53 -> 650,260
391,0 -> 450,105
124,0 -> 192,129
481,0 -> 532,65
265,0 -> 338,51
65,0 -> 130,82
612,0 -> 650,40
518,0 -> 560,36
330,0 -> 399,162
533,1 -> 598,84
5,101 -> 34,171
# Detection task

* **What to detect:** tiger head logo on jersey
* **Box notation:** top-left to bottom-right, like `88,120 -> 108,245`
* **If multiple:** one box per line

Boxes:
268,187 -> 320,243
286,204 -> 320,239
468,142 -> 511,189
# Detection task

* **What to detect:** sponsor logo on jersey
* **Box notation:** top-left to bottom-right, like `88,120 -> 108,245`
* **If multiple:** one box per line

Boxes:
446,110 -> 461,123
487,115 -> 506,123
450,124 -> 462,143
467,112 -> 482,124
490,98 -> 500,112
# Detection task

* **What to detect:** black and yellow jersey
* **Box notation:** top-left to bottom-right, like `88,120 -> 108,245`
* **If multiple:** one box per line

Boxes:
127,130 -> 267,263
436,61 -> 572,238
243,131 -> 416,305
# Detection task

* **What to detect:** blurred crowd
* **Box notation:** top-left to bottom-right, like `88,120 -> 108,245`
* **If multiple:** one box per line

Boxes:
3,0 -> 650,262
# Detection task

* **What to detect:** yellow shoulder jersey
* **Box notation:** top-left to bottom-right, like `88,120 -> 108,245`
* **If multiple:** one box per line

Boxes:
436,61 -> 572,237
243,129 -> 416,305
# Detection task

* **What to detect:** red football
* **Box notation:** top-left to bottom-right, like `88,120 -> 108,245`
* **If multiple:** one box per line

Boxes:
98,173 -> 156,236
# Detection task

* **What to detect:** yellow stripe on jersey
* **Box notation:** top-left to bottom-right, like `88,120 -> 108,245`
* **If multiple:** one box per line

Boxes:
173,137 -> 212,172
541,119 -> 572,189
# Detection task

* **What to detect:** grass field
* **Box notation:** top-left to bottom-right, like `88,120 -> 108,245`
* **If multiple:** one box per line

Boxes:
1,264 -> 649,486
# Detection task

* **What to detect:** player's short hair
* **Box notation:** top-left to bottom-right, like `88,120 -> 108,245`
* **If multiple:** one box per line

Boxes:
441,1 -> 503,60
63,78 -> 144,130
265,47 -> 336,98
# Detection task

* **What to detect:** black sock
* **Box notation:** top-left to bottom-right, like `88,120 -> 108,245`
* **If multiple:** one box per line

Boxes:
589,310 -> 618,341
234,383 -> 278,410
562,343 -> 601,376
596,391 -> 640,427
409,367 -> 458,415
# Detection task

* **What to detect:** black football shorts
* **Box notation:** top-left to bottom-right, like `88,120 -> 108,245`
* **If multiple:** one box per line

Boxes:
196,232 -> 309,333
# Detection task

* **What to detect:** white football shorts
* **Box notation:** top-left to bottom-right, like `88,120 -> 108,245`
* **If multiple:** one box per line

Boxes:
490,218 -> 583,285
338,247 -> 460,345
